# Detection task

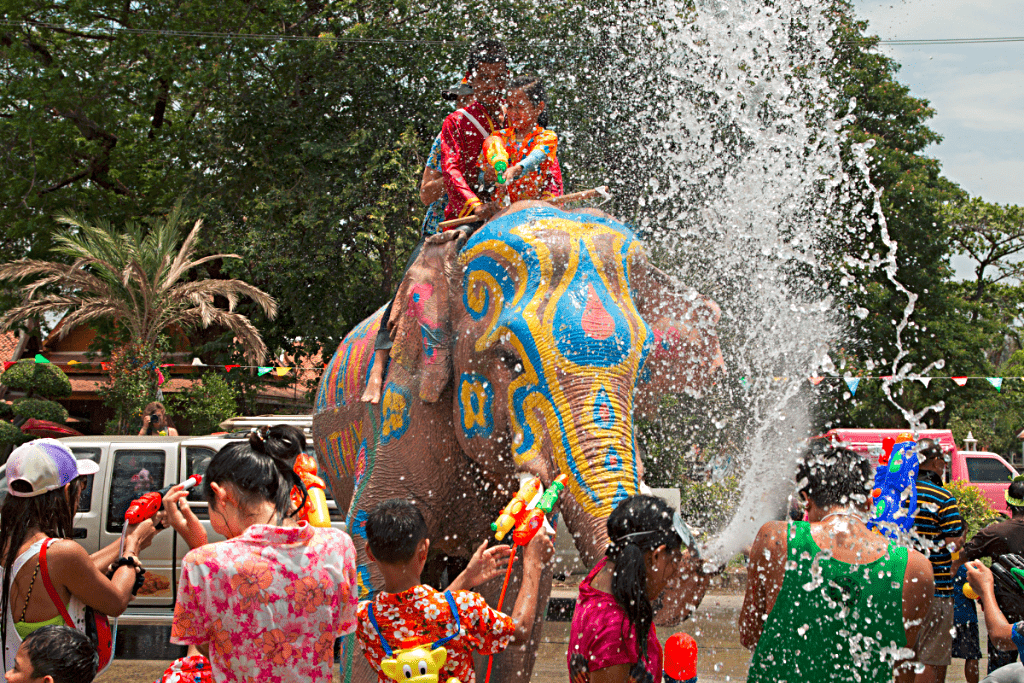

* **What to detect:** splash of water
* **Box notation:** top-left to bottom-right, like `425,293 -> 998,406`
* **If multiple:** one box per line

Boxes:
597,0 -> 883,565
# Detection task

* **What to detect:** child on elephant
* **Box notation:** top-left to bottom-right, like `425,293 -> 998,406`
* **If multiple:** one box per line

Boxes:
355,499 -> 554,683
486,75 -> 563,205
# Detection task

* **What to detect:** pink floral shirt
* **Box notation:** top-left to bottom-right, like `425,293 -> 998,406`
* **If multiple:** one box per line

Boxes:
171,523 -> 358,683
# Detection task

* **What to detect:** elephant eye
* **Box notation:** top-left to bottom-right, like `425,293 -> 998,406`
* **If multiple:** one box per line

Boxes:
403,664 -> 413,679
498,350 -> 523,375
418,661 -> 429,676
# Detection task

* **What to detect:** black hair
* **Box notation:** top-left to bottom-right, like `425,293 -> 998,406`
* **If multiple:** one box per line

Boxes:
1008,480 -> 1024,515
202,425 -> 307,521
1,479 -> 84,669
917,438 -> 944,462
795,444 -> 873,509
510,75 -> 549,127
22,625 -> 98,683
365,499 -> 428,564
604,495 -> 679,663
466,39 -> 508,75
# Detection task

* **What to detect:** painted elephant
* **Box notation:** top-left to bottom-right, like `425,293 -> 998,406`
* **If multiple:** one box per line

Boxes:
313,202 -> 724,683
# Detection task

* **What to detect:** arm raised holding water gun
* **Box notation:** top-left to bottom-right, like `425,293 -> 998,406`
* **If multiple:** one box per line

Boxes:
159,476 -> 209,549
965,558 -> 1024,655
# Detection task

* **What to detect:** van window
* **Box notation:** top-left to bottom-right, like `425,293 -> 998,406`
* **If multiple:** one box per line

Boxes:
107,450 -> 166,532
185,446 -> 215,520
966,457 -> 1014,484
68,448 -> 101,514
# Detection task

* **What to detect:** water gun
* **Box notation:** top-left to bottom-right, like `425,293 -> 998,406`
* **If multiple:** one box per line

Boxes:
867,432 -> 919,539
512,474 -> 568,546
380,642 -> 459,683
483,135 -> 509,184
963,554 -> 1024,600
125,475 -> 202,524
492,477 -> 543,541
292,452 -> 331,528
663,632 -> 698,683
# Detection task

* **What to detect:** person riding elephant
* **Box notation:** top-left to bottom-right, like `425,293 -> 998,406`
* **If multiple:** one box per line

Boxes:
313,201 -> 725,683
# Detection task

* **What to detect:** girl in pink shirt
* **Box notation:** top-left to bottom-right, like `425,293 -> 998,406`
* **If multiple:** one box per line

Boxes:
568,496 -> 699,683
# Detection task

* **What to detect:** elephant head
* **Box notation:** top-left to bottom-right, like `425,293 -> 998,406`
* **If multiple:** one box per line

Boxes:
384,204 -> 724,569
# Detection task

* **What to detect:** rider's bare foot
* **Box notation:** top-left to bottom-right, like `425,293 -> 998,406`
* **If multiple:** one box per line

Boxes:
361,349 -> 389,404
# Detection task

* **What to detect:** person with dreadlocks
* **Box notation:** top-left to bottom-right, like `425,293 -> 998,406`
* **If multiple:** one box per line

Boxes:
567,495 -> 702,683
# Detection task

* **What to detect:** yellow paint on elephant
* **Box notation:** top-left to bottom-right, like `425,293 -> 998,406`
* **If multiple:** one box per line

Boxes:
380,384 -> 411,443
460,379 -> 490,433
460,215 -> 649,518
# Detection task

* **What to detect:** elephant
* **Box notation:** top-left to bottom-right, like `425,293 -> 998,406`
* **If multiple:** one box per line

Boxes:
313,201 -> 725,683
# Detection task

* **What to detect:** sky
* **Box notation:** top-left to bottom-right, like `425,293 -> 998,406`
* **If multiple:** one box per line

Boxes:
853,0 -> 1024,277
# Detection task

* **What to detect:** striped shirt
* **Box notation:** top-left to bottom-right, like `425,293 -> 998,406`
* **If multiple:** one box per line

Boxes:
911,470 -> 965,597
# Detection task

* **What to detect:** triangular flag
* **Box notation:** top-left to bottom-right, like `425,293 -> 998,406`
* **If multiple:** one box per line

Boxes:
257,366 -> 273,376
917,377 -> 932,388
2,361 -> 15,371
225,365 -> 240,372
880,375 -> 893,381
101,362 -> 111,372
160,363 -> 174,368
808,376 -> 824,386
275,367 -> 291,377
845,378 -> 860,396
988,377 -> 1003,392
952,377 -> 968,387
33,354 -> 49,364
739,376 -> 748,390
67,359 -> 79,365
192,357 -> 204,366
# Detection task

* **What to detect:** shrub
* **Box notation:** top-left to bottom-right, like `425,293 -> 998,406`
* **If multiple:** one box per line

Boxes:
947,480 -> 1005,541
0,361 -> 71,398
165,373 -> 240,435
679,475 -> 741,536
0,420 -> 30,448
12,398 -> 69,424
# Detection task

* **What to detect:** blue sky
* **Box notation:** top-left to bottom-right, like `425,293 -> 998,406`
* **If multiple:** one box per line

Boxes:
853,0 -> 1023,276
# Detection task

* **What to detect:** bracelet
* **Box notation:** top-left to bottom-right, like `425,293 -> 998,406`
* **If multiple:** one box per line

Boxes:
108,556 -> 147,595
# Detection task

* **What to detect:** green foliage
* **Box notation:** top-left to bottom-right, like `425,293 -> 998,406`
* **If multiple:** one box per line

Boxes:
0,420 -> 30,448
0,402 -> 11,419
165,373 -> 240,436
11,398 -> 68,425
99,339 -> 164,435
678,476 -> 741,535
947,480 -> 1004,542
0,361 -> 71,398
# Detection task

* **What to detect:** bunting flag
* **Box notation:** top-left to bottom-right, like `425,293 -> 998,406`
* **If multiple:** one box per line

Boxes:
917,377 -> 932,388
225,364 -> 240,372
739,376 -> 748,390
808,376 -> 824,386
952,377 -> 968,387
67,360 -> 79,365
101,362 -> 111,372
191,358 -> 204,366
33,354 -> 50,364
275,367 -> 291,377
988,377 -> 1003,392
2,361 -> 15,371
845,378 -> 860,396
257,367 -> 273,376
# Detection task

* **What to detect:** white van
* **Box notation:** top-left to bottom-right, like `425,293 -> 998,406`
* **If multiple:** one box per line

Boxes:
0,429 -> 345,627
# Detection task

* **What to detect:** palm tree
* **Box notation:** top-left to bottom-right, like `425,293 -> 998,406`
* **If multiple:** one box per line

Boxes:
0,206 -> 278,363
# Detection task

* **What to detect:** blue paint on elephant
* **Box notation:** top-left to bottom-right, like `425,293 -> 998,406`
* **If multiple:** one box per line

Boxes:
552,249 -> 633,367
593,387 -> 615,429
459,372 -> 494,438
349,509 -> 369,539
605,446 -> 622,471
380,382 -> 411,444
613,483 -> 630,507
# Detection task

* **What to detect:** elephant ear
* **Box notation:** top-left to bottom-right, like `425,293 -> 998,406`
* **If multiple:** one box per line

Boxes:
387,238 -> 460,402
634,259 -> 724,414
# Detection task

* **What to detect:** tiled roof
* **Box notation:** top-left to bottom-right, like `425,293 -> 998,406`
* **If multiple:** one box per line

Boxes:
0,332 -> 21,362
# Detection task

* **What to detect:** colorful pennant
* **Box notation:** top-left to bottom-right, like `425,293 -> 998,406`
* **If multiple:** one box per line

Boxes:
845,378 -> 860,396
988,377 -> 1003,392
952,377 -> 968,387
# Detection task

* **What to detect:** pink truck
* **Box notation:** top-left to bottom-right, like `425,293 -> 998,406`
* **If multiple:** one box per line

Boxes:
822,428 -> 1019,513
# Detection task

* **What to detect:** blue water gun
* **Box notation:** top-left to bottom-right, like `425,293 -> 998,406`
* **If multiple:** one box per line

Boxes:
867,432 -> 919,539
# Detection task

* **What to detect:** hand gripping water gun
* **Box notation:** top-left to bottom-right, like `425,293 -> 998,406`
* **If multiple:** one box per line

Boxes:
963,554 -> 1024,600
125,475 -> 202,524
867,432 -> 919,539
292,452 -> 331,528
663,632 -> 698,683
483,135 -> 509,184
484,474 -> 568,683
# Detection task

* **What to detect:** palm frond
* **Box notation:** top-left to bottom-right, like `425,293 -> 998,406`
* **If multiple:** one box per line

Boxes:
178,307 -> 268,363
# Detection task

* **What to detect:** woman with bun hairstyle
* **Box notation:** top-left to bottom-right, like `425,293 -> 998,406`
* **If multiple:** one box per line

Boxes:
169,426 -> 357,683
0,439 -> 162,670
568,495 -> 702,683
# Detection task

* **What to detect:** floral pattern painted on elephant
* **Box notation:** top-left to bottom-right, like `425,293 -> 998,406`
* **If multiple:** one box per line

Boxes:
380,382 -> 411,444
459,372 -> 495,438
460,207 -> 653,518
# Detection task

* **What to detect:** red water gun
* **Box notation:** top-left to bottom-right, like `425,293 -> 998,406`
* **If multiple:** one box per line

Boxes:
292,452 -> 331,528
125,475 -> 202,525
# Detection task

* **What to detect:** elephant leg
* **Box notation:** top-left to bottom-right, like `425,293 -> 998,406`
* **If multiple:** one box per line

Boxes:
341,633 -> 379,683
472,551 -> 554,683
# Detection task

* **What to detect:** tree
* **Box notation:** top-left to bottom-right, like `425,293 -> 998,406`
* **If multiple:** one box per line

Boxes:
0,207 -> 277,432
0,359 -> 73,455
165,372 -> 239,435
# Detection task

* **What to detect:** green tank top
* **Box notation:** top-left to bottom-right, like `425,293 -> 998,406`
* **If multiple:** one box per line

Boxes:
748,521 -> 908,683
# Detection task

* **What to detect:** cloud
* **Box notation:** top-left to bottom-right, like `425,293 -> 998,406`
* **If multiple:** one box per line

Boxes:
856,0 -> 1024,40
928,70 -> 1024,133
936,151 -> 1024,205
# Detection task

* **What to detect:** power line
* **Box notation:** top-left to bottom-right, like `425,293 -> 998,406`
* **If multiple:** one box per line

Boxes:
1,20 -> 1022,48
